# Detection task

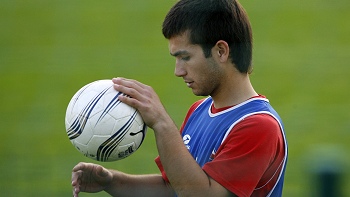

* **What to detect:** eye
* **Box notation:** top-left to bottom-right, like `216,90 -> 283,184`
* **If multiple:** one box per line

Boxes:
181,56 -> 190,61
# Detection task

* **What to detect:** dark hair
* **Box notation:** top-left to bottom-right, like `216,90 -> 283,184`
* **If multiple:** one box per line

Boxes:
162,0 -> 253,73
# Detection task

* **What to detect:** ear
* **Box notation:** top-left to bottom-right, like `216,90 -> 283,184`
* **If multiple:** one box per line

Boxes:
214,40 -> 230,62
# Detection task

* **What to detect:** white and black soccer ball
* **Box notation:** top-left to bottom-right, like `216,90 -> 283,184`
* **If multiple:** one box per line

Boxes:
65,79 -> 147,162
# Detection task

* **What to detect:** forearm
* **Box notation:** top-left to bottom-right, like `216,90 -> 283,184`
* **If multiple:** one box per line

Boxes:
154,121 -> 229,197
104,171 -> 174,197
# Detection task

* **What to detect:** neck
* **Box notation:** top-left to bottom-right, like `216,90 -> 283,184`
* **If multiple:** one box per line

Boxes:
211,73 -> 258,109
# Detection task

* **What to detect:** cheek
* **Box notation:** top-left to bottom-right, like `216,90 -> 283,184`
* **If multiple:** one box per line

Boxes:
201,61 -> 223,88
201,60 -> 221,79
195,67 -> 218,89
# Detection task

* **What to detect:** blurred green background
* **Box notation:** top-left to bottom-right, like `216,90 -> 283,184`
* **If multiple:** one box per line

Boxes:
1,0 -> 349,196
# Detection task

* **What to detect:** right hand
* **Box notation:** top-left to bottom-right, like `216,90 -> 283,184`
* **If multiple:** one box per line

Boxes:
112,77 -> 173,131
71,162 -> 113,197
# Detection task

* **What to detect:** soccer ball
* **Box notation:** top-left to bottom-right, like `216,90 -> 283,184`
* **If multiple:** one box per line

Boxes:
65,79 -> 147,162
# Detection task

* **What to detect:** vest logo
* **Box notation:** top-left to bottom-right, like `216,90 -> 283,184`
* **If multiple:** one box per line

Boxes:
183,134 -> 191,150
209,149 -> 216,161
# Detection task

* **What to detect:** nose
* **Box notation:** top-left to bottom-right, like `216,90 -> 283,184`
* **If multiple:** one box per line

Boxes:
174,60 -> 186,77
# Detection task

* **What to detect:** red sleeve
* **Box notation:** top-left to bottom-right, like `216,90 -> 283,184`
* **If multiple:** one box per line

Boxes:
203,114 -> 284,197
155,99 -> 206,182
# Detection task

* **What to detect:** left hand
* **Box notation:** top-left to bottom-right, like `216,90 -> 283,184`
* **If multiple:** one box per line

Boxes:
71,162 -> 113,197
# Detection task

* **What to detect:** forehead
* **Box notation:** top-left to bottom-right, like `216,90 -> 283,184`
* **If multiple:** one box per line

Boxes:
168,32 -> 200,56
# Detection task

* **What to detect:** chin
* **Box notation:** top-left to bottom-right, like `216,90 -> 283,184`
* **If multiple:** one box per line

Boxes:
192,89 -> 210,97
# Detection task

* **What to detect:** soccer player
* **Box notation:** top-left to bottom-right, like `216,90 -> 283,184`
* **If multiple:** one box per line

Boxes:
71,0 -> 288,196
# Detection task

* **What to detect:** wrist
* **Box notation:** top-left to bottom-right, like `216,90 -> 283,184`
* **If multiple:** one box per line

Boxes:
152,116 -> 178,135
104,170 -> 124,195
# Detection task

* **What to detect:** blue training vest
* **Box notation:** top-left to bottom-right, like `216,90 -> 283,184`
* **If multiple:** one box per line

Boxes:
181,97 -> 288,197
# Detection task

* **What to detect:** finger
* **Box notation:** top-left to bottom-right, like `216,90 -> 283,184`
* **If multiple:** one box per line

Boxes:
72,163 -> 86,183
112,77 -> 146,92
112,78 -> 154,110
114,84 -> 143,106
112,77 -> 125,83
72,176 -> 81,197
71,170 -> 83,186
96,165 -> 109,178
73,186 -> 80,197
72,162 -> 86,172
117,93 -> 141,110
71,163 -> 86,196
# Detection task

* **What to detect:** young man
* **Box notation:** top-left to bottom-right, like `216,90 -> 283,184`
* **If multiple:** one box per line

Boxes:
71,0 -> 288,196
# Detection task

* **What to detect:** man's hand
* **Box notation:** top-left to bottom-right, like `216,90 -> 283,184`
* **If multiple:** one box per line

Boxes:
71,162 -> 113,197
112,77 -> 174,131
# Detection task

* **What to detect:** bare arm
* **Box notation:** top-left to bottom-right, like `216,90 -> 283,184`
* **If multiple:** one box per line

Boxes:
152,117 -> 234,197
113,78 -> 235,197
71,162 -> 174,197
105,171 -> 174,197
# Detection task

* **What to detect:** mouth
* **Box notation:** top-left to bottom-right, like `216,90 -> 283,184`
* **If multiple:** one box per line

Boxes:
185,80 -> 193,87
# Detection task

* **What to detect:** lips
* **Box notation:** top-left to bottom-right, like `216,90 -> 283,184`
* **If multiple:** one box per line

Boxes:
185,80 -> 193,87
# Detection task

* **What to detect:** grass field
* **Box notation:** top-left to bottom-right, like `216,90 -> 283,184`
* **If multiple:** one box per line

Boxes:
1,0 -> 349,196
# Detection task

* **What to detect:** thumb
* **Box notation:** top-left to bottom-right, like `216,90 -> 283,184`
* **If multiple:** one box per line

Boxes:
96,165 -> 109,178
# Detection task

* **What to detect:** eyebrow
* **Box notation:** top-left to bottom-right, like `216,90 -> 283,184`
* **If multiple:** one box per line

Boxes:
170,50 -> 190,57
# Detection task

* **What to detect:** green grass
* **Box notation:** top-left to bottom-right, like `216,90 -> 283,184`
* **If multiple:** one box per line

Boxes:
1,0 -> 349,196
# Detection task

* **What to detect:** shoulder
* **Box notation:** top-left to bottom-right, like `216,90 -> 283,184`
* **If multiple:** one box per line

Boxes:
189,98 -> 207,112
216,113 -> 284,171
225,113 -> 282,146
186,98 -> 209,118
179,98 -> 207,133
240,113 -> 280,131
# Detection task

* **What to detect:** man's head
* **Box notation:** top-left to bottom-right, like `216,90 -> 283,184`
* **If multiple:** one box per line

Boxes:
162,0 -> 253,74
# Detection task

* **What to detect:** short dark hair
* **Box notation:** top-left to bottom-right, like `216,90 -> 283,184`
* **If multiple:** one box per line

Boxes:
162,0 -> 253,73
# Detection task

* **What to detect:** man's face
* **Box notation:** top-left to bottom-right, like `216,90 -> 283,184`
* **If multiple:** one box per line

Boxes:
168,32 -> 224,97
